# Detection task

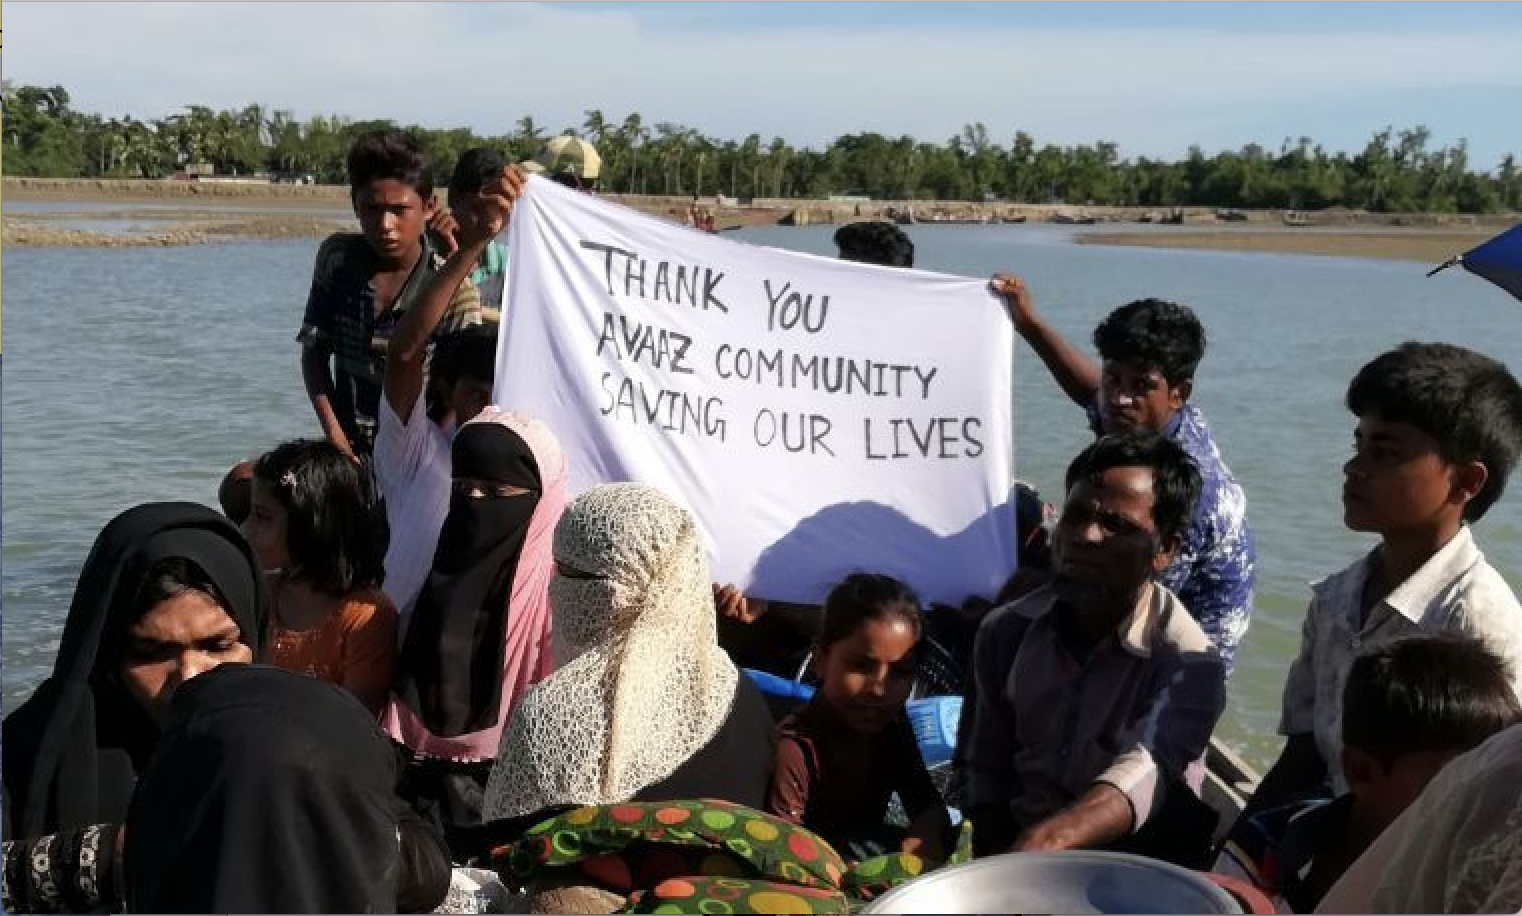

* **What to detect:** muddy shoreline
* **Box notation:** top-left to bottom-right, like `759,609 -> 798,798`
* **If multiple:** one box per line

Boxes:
1076,228 -> 1497,263
4,178 -> 1511,261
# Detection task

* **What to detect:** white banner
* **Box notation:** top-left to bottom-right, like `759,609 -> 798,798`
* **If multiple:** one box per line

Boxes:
496,177 -> 1016,606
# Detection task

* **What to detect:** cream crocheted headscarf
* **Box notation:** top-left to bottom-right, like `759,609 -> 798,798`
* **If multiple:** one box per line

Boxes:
482,483 -> 739,818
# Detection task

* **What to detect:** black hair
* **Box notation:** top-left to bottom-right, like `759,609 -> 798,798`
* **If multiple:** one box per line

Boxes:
818,572 -> 923,648
448,146 -> 507,202
1342,635 -> 1522,767
217,461 -> 255,527
834,221 -> 914,268
134,556 -> 228,623
432,323 -> 500,390
1064,432 -> 1202,549
1346,341 -> 1522,521
253,439 -> 388,596
549,172 -> 594,192
346,129 -> 433,199
1092,299 -> 1206,385
1014,481 -> 1052,570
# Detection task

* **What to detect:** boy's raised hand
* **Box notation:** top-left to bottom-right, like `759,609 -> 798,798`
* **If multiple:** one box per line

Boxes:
989,273 -> 1038,332
428,207 -> 461,258
457,165 -> 528,251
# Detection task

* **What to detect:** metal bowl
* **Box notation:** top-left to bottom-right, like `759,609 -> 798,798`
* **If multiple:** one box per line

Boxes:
859,850 -> 1243,914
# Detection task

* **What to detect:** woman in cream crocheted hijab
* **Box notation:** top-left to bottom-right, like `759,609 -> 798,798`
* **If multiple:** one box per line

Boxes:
483,482 -> 773,820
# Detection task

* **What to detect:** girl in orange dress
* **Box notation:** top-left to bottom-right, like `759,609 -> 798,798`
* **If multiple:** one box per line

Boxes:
244,439 -> 397,717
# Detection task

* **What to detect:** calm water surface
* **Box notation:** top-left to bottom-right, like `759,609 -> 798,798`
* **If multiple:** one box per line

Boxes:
4,223 -> 1519,769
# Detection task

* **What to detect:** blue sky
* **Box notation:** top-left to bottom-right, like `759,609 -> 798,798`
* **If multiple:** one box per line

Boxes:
6,2 -> 1520,169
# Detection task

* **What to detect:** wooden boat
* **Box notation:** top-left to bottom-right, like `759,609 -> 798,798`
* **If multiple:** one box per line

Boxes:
915,213 -> 995,225
1051,210 -> 1097,225
1203,737 -> 1260,843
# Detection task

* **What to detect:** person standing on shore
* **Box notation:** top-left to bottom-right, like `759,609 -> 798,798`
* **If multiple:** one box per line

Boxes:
990,275 -> 1257,679
297,129 -> 483,459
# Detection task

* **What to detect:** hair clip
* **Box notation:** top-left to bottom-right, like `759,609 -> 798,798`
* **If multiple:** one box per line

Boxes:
280,470 -> 299,489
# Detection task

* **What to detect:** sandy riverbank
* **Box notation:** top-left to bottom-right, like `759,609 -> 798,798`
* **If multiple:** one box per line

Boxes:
1,214 -> 358,248
4,177 -> 1512,260
0,177 -> 789,247
3,177 -> 354,206
1077,229 -> 1499,264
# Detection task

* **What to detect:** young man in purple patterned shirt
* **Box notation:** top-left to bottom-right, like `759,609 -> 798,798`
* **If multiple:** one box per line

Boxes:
990,274 -> 1257,679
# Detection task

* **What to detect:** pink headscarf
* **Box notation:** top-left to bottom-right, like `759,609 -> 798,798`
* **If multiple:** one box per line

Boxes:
381,408 -> 567,762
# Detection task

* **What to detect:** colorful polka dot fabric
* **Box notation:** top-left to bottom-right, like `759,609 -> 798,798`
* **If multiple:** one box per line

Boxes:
495,800 -> 845,900
840,822 -> 974,902
493,799 -> 970,912
625,877 -> 850,914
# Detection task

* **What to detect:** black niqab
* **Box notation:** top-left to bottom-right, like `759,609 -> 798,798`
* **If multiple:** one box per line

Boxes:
124,664 -> 401,914
394,422 -> 541,736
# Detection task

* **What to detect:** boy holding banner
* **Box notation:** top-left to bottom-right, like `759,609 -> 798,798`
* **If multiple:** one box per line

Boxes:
991,274 -> 1256,680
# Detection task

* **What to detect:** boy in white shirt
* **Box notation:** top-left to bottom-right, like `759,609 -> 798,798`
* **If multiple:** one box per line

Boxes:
1247,341 -> 1522,816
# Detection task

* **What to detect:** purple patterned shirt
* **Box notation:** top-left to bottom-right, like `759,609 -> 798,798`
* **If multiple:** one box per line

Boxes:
1089,401 -> 1257,677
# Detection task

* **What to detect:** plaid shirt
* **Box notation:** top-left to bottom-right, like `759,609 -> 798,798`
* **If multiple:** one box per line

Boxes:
297,233 -> 481,452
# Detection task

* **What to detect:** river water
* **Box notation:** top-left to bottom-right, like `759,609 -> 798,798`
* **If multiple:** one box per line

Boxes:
4,217 -> 1519,769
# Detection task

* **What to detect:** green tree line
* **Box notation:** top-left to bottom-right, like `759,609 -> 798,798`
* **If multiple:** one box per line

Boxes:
4,83 -> 1520,213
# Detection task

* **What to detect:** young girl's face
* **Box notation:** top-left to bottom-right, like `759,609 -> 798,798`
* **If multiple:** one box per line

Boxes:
243,479 -> 291,574
815,613 -> 919,735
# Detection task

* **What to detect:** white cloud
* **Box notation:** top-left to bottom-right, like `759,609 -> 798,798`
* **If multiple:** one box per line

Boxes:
6,2 -> 1519,165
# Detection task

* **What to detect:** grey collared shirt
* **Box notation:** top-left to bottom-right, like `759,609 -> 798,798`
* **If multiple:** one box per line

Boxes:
1279,525 -> 1522,793
966,583 -> 1226,835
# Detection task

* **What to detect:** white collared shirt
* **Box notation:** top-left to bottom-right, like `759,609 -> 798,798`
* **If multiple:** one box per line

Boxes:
1279,525 -> 1522,793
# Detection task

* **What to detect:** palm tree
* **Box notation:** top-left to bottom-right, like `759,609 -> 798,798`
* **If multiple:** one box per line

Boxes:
653,122 -> 683,195
514,116 -> 544,160
619,113 -> 646,194
767,136 -> 790,198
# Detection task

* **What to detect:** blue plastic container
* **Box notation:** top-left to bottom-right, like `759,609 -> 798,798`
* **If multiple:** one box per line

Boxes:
906,695 -> 962,767
744,670 -> 964,768
743,667 -> 817,703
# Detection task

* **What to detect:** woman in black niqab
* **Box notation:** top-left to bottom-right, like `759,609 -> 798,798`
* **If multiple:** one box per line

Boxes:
2,501 -> 267,842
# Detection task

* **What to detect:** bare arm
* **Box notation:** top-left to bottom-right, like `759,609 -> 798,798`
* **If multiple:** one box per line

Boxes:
384,166 -> 524,421
990,274 -> 1101,406
902,805 -> 952,862
300,345 -> 355,458
384,239 -> 488,422
1013,782 -> 1134,852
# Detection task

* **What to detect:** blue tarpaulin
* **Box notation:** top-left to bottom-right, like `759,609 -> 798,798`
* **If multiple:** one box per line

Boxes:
1428,224 -> 1522,303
